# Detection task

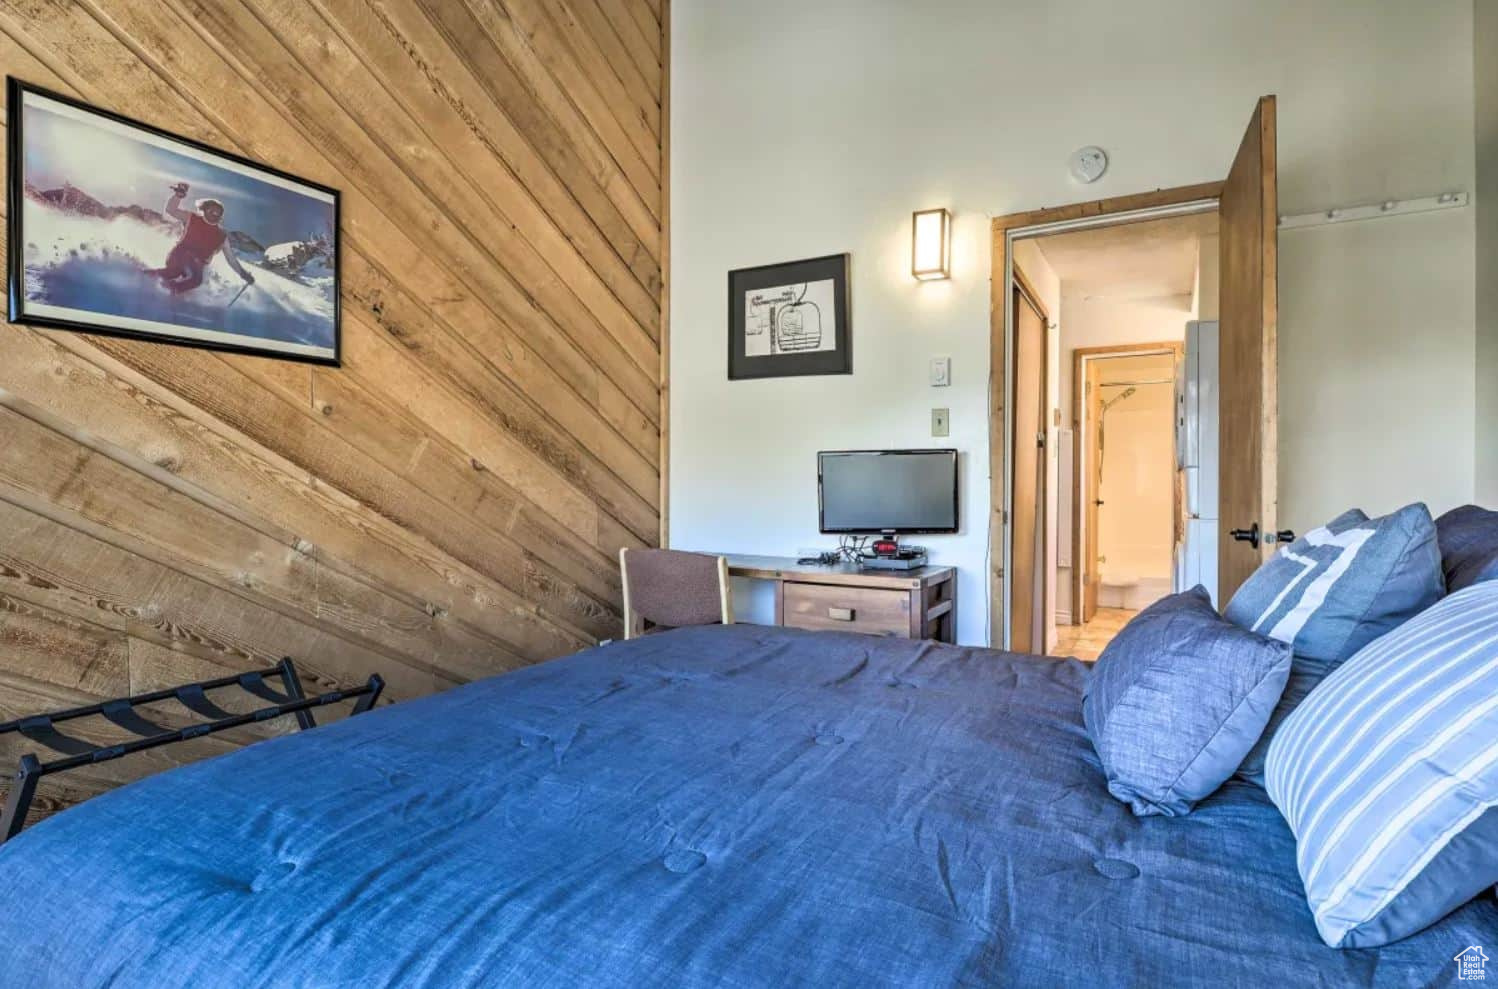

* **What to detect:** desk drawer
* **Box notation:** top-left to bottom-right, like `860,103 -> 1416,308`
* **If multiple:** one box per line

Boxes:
782,582 -> 910,637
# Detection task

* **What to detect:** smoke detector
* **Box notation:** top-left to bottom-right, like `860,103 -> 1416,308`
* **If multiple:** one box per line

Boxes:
1069,146 -> 1108,184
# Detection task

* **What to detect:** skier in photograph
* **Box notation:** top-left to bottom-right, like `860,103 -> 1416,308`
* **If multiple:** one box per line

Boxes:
145,182 -> 255,296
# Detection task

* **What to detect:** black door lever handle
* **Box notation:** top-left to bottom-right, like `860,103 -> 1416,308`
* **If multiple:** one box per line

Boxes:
1229,523 -> 1261,549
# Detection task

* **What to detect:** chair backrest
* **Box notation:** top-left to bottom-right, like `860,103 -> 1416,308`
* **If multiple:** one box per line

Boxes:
619,549 -> 733,639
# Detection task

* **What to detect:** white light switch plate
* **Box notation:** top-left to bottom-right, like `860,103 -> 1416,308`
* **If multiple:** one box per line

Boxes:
931,407 -> 950,437
929,356 -> 951,387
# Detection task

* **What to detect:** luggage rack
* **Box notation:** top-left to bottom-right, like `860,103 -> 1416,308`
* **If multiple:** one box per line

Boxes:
0,658 -> 383,844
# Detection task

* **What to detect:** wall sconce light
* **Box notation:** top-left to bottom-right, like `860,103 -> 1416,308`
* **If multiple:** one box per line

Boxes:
912,207 -> 952,281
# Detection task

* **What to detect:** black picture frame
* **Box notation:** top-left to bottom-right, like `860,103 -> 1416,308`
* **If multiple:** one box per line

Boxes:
7,77 -> 342,366
728,253 -> 850,380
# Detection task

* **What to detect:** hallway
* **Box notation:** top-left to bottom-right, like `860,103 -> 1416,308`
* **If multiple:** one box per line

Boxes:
1052,608 -> 1137,662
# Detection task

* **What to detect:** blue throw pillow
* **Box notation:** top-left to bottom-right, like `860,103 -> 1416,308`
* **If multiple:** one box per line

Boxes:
1224,503 -> 1443,665
1436,505 -> 1498,593
1265,581 -> 1498,948
1233,657 -> 1335,787
1083,586 -> 1292,817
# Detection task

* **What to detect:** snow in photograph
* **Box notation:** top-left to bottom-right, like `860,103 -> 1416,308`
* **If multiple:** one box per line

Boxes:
16,88 -> 338,361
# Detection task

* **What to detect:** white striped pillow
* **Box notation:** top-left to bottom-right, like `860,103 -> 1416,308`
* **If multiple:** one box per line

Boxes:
1265,581 -> 1498,947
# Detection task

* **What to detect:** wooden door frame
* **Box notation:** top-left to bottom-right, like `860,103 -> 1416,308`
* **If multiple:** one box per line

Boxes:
1071,342 -> 1184,625
658,0 -> 673,548
1010,275 -> 1050,651
989,182 -> 1221,649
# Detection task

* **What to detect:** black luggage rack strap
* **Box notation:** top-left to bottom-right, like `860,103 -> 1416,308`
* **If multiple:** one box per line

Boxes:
0,658 -> 384,844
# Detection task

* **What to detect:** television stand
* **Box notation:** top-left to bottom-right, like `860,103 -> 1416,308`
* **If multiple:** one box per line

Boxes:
723,555 -> 956,642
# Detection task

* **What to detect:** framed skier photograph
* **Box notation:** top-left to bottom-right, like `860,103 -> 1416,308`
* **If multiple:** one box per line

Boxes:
6,77 -> 341,365
727,253 -> 850,380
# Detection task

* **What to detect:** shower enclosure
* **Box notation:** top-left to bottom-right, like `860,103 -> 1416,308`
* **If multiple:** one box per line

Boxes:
1077,348 -> 1181,619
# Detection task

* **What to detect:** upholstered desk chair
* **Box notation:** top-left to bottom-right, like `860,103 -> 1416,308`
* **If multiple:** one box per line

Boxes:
618,548 -> 734,640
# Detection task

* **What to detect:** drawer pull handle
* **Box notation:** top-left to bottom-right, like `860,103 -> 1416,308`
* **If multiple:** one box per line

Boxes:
827,607 -> 855,622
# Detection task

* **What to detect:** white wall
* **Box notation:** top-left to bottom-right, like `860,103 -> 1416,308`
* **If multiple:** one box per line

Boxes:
1279,213 -> 1476,523
1479,0 -> 1498,506
671,0 -> 1477,646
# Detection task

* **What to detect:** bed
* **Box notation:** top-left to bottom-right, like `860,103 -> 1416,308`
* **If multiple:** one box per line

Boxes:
0,624 -> 1490,987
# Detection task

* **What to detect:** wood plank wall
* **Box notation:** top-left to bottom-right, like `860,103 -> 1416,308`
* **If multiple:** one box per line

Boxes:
0,0 -> 668,825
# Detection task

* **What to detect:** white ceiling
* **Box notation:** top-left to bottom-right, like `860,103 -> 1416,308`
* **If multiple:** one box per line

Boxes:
1030,212 -> 1218,307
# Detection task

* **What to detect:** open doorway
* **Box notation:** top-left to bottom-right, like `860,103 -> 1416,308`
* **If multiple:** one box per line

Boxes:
1013,213 -> 1213,658
991,92 -> 1280,658
1067,346 -> 1181,656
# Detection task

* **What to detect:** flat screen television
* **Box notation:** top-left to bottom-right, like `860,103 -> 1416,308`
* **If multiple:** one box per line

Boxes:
818,449 -> 959,535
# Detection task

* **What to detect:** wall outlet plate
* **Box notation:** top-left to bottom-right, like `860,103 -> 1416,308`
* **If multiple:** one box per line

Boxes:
931,407 -> 950,437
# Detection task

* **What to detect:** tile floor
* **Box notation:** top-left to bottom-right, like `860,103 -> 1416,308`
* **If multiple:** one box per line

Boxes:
1051,608 -> 1137,662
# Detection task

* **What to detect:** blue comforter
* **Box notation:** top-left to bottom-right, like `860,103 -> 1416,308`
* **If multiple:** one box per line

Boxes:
0,625 -> 1491,987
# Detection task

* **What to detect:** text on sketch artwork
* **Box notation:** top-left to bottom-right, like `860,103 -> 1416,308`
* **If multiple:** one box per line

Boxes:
745,279 -> 836,356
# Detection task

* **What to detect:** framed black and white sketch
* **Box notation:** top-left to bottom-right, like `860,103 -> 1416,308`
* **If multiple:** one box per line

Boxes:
7,77 -> 341,365
728,253 -> 850,380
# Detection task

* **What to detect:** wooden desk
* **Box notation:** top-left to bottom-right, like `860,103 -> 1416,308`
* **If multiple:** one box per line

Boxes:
724,555 -> 957,643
